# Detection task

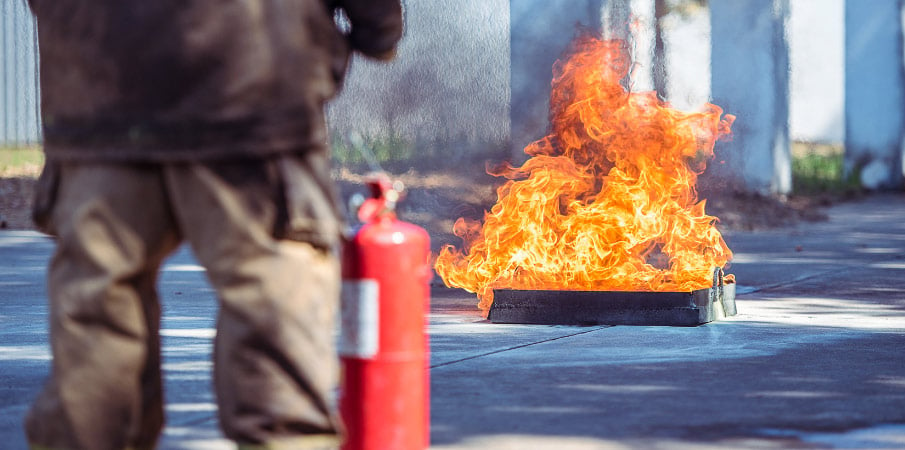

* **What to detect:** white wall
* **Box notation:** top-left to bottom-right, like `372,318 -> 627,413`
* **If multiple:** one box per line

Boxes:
0,0 -> 861,151
636,0 -> 844,144
789,0 -> 845,144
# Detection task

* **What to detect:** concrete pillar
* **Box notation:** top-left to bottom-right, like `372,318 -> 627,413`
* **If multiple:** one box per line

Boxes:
844,0 -> 905,190
710,0 -> 791,194
0,0 -> 41,146
624,0 -> 657,93
509,0 -> 602,161
602,0 -> 631,40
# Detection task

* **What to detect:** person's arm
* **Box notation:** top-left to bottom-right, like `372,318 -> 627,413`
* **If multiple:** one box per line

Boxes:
338,0 -> 403,60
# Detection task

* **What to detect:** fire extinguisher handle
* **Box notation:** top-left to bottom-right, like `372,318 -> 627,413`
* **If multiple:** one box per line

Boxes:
356,174 -> 405,223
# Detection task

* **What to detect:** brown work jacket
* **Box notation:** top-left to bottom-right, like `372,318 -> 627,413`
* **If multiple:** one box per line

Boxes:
28,0 -> 403,162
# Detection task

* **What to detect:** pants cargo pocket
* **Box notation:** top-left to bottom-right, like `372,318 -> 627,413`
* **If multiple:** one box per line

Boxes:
275,151 -> 344,252
31,161 -> 60,235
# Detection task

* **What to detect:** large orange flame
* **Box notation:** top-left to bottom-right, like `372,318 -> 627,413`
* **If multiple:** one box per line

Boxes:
435,34 -> 735,311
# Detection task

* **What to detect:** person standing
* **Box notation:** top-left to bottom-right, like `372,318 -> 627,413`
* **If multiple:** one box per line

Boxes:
24,1 -> 403,448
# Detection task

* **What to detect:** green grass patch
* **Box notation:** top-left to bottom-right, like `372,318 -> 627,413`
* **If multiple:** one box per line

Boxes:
0,146 -> 44,177
791,142 -> 860,195
330,133 -> 509,174
331,133 -> 416,171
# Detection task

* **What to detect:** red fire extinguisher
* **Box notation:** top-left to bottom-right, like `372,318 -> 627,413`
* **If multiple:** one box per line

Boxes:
340,174 -> 431,450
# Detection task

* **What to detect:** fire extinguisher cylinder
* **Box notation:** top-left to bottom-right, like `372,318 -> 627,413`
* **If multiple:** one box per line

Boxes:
340,178 -> 431,450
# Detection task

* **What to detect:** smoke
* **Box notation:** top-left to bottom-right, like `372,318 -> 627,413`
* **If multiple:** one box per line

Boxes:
326,0 -> 510,164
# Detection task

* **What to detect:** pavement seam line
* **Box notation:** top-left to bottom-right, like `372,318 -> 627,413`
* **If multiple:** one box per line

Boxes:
739,255 -> 903,295
429,326 -> 610,369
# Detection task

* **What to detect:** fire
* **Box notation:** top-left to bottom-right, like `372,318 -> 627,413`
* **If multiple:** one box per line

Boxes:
435,34 -> 735,311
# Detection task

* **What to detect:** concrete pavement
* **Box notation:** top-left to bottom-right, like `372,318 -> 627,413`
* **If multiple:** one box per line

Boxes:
2,194 -> 905,449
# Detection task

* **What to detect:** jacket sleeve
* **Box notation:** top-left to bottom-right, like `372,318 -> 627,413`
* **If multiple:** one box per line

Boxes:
337,0 -> 403,60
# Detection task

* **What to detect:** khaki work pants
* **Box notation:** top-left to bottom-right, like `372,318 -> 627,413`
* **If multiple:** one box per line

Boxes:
24,149 -> 344,449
